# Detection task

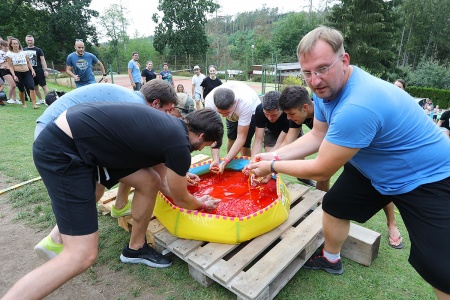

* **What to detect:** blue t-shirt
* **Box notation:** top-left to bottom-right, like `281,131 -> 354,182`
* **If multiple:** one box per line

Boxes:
66,52 -> 99,86
314,66 -> 450,195
35,84 -> 145,138
160,70 -> 173,85
128,60 -> 141,83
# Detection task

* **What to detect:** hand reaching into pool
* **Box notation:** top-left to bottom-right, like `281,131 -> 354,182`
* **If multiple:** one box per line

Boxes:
198,195 -> 221,212
186,172 -> 200,186
247,160 -> 272,177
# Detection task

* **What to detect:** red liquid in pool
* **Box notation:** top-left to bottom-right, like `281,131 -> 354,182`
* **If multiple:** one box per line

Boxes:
187,170 -> 277,217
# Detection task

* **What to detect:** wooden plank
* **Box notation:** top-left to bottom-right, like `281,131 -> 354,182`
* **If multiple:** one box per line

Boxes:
186,242 -> 238,270
341,223 -> 381,267
117,215 -> 132,232
170,238 -> 204,258
230,206 -> 323,299
210,189 -> 323,284
285,183 -> 310,205
191,154 -> 211,164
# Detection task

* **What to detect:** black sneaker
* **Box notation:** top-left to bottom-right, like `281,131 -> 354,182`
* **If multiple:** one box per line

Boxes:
120,243 -> 172,268
303,249 -> 344,275
297,178 -> 316,188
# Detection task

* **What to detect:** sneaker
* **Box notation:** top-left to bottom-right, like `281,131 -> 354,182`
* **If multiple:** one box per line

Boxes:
110,199 -> 132,218
6,99 -> 15,104
14,100 -> 21,104
303,249 -> 344,275
120,242 -> 172,268
38,99 -> 46,104
34,235 -> 64,261
297,178 -> 316,188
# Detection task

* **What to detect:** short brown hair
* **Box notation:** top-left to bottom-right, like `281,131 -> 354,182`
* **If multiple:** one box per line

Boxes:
141,79 -> 178,106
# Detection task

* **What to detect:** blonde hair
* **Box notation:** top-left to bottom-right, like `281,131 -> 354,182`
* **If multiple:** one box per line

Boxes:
297,26 -> 344,58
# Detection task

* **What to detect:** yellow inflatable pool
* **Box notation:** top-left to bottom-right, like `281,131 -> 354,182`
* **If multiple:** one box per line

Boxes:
153,157 -> 291,244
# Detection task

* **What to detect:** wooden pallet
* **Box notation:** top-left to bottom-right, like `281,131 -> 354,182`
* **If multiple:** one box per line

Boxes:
150,184 -> 381,300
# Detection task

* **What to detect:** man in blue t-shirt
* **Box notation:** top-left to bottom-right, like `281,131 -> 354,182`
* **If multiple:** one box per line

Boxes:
248,26 -> 450,298
128,51 -> 141,91
66,40 -> 107,88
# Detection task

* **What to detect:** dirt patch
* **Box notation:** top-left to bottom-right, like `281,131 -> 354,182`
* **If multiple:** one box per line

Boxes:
0,173 -> 166,300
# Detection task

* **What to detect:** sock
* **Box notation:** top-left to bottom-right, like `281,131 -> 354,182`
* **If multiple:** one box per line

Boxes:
323,250 -> 341,262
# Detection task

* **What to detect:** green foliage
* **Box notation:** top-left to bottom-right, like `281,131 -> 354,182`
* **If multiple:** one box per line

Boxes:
0,0 -> 99,64
407,86 -> 450,109
282,76 -> 303,86
152,0 -> 219,64
404,58 -> 450,89
398,0 -> 450,67
271,12 -> 324,62
99,4 -> 130,72
327,0 -> 400,78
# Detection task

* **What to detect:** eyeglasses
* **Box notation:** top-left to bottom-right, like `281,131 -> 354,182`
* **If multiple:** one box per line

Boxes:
75,39 -> 83,42
301,54 -> 343,79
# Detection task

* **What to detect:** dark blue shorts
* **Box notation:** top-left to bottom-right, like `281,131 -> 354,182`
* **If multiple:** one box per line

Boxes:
226,114 -> 256,148
33,122 -> 98,236
324,162 -> 450,293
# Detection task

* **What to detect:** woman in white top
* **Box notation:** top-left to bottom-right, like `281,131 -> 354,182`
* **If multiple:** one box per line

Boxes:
0,40 -> 17,103
6,37 -> 38,108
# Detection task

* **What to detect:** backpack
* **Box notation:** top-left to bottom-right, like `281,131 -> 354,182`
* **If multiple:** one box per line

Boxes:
45,90 -> 66,106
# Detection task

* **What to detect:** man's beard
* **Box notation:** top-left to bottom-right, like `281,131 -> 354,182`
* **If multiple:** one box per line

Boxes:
190,141 -> 202,152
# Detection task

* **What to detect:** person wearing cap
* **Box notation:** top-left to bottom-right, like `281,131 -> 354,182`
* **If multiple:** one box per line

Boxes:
192,65 -> 206,110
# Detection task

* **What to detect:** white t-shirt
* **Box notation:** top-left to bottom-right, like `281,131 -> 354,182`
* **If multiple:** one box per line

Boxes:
6,50 -> 28,66
205,81 -> 260,126
0,50 -> 7,64
192,74 -> 206,94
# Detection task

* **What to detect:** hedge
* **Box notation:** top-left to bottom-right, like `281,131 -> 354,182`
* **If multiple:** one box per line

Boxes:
407,86 -> 450,109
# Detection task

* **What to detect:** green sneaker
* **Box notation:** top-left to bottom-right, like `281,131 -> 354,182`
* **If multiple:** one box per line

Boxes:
111,200 -> 132,218
34,236 -> 63,261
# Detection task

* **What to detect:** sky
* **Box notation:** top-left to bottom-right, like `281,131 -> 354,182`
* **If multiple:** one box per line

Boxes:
89,0 -> 318,39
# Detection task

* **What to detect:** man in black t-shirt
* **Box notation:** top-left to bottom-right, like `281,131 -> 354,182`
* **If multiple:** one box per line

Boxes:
4,106 -> 224,299
23,35 -> 48,104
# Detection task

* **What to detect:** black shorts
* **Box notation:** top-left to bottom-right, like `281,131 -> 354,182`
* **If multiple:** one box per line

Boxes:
33,122 -> 98,236
263,128 -> 278,148
15,71 -> 34,92
324,163 -> 450,293
226,115 -> 256,148
0,68 -> 12,78
33,67 -> 47,87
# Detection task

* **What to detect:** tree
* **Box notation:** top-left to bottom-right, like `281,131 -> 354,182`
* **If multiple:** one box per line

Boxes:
34,0 -> 99,63
100,4 -> 129,73
327,0 -> 400,78
152,0 -> 219,68
397,0 -> 450,67
272,12 -> 323,62
404,58 -> 450,89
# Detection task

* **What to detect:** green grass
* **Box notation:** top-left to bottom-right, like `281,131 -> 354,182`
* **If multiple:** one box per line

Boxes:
0,83 -> 435,299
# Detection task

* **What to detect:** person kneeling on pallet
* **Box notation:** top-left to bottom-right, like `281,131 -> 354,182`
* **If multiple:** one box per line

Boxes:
2,105 -> 223,300
248,26 -> 450,299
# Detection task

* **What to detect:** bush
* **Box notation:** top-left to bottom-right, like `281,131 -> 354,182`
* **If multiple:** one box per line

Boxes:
407,86 -> 450,109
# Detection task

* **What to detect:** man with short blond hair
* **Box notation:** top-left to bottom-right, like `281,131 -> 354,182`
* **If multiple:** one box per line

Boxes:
248,26 -> 450,298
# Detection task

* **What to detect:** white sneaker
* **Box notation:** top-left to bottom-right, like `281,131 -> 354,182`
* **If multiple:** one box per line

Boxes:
38,99 -> 46,104
14,100 -> 21,104
6,99 -> 15,104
